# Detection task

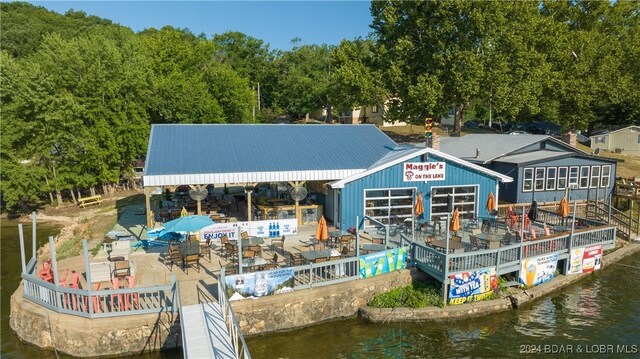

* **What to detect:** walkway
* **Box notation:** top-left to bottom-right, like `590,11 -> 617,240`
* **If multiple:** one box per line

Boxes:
181,301 -> 236,359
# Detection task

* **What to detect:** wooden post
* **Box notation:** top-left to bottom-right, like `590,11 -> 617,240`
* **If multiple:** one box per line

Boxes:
144,187 -> 154,228
245,189 -> 253,222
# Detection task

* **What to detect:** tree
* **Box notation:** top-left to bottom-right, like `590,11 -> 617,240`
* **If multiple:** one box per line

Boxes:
371,1 -> 552,135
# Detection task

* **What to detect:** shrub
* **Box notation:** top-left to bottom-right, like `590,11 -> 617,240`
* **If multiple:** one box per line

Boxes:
369,279 -> 444,308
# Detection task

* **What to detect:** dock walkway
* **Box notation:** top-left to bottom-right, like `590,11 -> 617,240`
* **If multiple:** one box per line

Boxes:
181,301 -> 236,359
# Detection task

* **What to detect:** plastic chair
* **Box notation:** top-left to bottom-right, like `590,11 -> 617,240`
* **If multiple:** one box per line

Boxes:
39,260 -> 54,283
125,276 -> 139,310
111,277 -> 124,311
84,282 -> 103,313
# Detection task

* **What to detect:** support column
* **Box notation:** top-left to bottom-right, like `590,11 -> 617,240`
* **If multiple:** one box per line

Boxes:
144,187 -> 154,228
288,181 -> 306,225
245,183 -> 258,222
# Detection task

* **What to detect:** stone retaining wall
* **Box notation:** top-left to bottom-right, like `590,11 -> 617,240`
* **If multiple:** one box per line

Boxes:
231,268 -> 422,335
10,286 -> 181,357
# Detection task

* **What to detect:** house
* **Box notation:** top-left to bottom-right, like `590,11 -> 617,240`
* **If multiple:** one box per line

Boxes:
590,125 -> 640,155
143,124 -> 511,230
438,134 -> 617,204
338,101 -> 407,127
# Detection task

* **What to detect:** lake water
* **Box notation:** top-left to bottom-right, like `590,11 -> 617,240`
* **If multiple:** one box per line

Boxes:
2,220 -> 638,358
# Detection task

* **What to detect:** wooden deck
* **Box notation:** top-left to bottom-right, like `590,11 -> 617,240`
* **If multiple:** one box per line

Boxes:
181,302 -> 236,359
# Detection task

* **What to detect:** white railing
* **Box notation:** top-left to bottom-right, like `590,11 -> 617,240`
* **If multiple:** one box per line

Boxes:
217,279 -> 251,359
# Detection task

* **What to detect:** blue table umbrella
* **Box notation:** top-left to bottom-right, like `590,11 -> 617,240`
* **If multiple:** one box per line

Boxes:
148,215 -> 215,242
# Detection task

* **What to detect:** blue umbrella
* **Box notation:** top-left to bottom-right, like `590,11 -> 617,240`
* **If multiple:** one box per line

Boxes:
148,215 -> 215,241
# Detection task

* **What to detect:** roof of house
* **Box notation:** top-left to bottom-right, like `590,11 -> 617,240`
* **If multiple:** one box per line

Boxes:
589,125 -> 640,138
493,150 -> 571,165
328,145 -> 513,188
144,124 -> 398,186
438,134 -> 585,164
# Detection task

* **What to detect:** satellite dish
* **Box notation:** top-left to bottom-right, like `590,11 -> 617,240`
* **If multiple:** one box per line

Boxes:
289,186 -> 308,202
189,187 -> 208,201
594,148 -> 600,156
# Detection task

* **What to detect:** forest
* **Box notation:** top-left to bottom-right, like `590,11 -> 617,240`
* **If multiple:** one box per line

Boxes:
1,1 -> 638,213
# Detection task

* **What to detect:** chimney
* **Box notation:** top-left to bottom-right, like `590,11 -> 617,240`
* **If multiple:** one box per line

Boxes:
475,148 -> 480,158
430,133 -> 441,151
561,131 -> 577,148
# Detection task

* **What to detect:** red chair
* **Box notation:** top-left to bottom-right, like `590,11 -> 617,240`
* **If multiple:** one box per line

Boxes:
111,277 -> 124,311
84,282 -> 103,313
124,276 -> 139,310
39,260 -> 54,283
66,271 -> 80,310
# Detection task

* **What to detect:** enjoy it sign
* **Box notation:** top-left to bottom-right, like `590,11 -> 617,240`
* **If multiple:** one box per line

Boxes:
403,162 -> 446,182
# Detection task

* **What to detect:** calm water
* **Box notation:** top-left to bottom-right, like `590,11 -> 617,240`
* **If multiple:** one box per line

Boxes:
2,220 -> 639,358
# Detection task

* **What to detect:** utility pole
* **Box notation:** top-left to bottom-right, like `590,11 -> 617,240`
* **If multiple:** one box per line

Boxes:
257,82 -> 261,115
252,84 -> 256,122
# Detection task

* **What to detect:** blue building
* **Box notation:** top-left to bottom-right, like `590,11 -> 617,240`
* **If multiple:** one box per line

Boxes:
439,134 -> 617,204
143,124 -> 512,229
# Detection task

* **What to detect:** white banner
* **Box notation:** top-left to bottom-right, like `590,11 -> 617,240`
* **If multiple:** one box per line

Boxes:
403,162 -> 446,182
200,218 -> 298,242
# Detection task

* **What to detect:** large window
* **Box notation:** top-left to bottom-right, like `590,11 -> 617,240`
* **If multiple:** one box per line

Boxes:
557,167 -> 568,190
579,166 -> 590,188
546,168 -> 557,190
535,168 -> 545,191
590,166 -> 600,188
601,165 -> 611,187
430,186 -> 477,219
569,166 -> 579,187
364,188 -> 414,226
523,168 -> 533,192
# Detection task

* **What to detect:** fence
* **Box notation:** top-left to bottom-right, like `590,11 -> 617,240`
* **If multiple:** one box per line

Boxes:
217,280 -> 252,359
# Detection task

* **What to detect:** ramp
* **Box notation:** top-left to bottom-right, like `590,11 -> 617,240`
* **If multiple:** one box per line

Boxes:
181,302 -> 237,359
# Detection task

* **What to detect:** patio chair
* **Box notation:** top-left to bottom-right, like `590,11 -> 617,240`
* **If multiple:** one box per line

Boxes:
247,244 -> 262,256
224,242 -> 238,261
271,235 -> 285,254
451,235 -> 462,242
168,244 -> 182,270
242,249 -> 256,260
199,237 -> 212,262
339,235 -> 354,251
124,275 -> 139,310
340,246 -> 350,258
219,260 -> 237,275
469,235 -> 487,250
113,260 -> 131,279
288,252 -> 304,266
39,259 -> 54,283
241,231 -> 249,240
262,253 -> 279,271
184,254 -> 200,274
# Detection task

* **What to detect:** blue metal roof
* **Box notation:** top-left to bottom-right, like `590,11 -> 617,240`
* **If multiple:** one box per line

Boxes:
145,124 -> 398,177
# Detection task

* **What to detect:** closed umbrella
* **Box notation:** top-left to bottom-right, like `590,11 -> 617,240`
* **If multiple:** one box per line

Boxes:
486,192 -> 495,212
415,194 -> 424,220
315,215 -> 328,242
450,208 -> 460,233
557,197 -> 569,218
180,206 -> 188,217
527,200 -> 538,228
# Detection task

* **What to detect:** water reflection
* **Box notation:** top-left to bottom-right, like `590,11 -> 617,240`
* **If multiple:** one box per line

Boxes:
513,298 -> 558,338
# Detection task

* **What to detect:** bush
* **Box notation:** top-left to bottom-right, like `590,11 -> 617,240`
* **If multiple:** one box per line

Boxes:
369,280 -> 444,308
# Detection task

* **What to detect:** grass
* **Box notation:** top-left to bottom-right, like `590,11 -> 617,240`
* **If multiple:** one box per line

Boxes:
576,143 -> 640,179
55,235 -> 83,260
368,279 -> 444,308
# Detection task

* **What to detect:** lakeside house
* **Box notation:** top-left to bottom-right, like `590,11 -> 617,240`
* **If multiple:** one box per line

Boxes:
590,125 -> 640,156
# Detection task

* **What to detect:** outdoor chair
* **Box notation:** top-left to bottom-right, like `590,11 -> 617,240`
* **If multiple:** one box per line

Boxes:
339,234 -> 354,251
262,253 -> 279,271
218,260 -> 237,275
219,235 -> 230,255
247,244 -> 262,256
271,235 -> 285,254
124,275 -> 139,310
113,260 -> 131,279
200,237 -> 212,262
168,244 -> 182,270
469,235 -> 487,250
184,254 -> 200,274
451,235 -> 462,242
242,249 -> 256,260
340,245 -> 350,258
224,242 -> 238,261
501,231 -> 514,246
288,252 -> 304,266
241,231 -> 249,240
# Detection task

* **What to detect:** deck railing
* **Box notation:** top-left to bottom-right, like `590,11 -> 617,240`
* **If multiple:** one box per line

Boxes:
218,280 -> 251,359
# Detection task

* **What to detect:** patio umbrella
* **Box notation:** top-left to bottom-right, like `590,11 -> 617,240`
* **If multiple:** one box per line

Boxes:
315,215 -> 328,241
527,200 -> 538,222
557,197 -> 569,218
180,206 -> 188,217
415,194 -> 424,220
486,192 -> 495,212
450,208 -> 460,233
149,215 -> 214,241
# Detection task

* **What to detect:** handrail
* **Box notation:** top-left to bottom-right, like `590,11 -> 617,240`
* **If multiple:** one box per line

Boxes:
175,279 -> 186,359
218,279 -> 251,359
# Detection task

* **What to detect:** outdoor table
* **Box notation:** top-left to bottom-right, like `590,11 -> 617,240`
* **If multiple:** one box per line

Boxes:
231,237 -> 265,246
474,233 -> 502,249
241,257 -> 267,270
430,239 -> 465,253
329,230 -> 342,245
179,241 -> 201,256
301,249 -> 333,262
554,225 -> 570,233
361,243 -> 386,254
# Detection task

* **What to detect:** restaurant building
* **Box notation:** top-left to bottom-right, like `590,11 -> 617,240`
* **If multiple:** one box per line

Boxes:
438,134 -> 617,204
143,124 -> 512,229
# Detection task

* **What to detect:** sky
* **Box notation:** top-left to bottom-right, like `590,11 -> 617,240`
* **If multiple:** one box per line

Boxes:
28,1 -> 374,50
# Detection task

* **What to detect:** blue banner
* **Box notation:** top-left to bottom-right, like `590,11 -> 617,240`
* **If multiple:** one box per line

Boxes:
224,268 -> 295,300
448,268 -> 498,305
359,247 -> 407,279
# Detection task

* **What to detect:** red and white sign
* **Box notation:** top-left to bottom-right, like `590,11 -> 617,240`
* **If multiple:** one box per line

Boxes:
403,162 -> 446,182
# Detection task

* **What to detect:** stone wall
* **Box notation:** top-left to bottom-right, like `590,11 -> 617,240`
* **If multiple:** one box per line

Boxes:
231,268 -> 422,335
10,287 -> 181,357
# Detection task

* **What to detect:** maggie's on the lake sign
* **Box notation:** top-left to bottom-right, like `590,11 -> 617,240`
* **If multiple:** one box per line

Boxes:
403,162 -> 446,182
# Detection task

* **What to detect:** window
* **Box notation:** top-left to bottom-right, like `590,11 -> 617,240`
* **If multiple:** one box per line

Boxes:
596,136 -> 605,144
557,167 -> 568,190
569,166 -> 579,187
579,166 -> 590,188
601,165 -> 611,187
535,168 -> 545,191
372,105 -> 379,113
590,166 -> 600,188
364,188 -> 414,227
523,168 -> 533,192
430,186 -> 477,219
546,167 -> 557,190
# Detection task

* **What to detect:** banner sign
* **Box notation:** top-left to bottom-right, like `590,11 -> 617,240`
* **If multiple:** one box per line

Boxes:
448,268 -> 498,305
519,253 -> 559,287
223,268 -> 295,301
403,162 -> 446,182
359,247 -> 407,279
568,245 -> 603,274
200,218 -> 298,241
